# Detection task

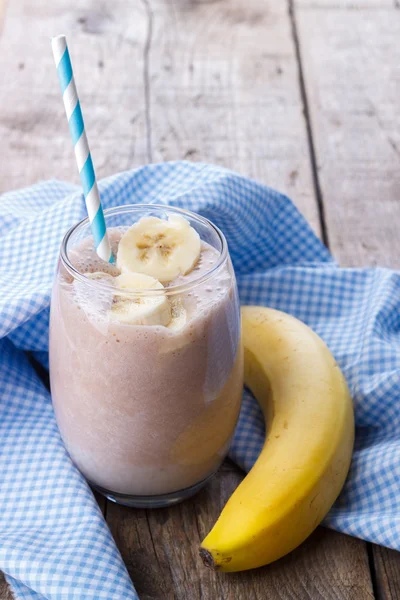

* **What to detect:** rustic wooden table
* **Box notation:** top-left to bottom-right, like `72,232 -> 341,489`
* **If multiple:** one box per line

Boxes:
1,0 -> 400,598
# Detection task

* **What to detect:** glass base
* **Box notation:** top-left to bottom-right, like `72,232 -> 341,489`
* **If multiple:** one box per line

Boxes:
91,470 -> 216,508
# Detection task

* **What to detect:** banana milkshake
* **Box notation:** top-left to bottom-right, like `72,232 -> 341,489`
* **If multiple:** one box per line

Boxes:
50,206 -> 243,507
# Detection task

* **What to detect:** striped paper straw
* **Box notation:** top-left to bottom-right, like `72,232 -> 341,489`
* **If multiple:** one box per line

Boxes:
51,35 -> 113,263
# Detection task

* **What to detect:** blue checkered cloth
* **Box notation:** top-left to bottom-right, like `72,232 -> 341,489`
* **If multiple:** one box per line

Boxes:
1,162 -> 399,599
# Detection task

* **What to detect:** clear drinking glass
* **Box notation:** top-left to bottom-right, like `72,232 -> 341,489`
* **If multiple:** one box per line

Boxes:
49,205 -> 243,508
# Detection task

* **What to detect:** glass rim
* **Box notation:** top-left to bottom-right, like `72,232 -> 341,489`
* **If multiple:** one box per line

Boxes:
60,204 -> 229,296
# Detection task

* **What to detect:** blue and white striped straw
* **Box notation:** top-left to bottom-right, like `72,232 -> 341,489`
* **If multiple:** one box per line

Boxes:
51,35 -> 113,263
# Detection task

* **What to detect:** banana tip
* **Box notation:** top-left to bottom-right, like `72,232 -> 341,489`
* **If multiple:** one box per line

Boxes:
199,548 -> 217,570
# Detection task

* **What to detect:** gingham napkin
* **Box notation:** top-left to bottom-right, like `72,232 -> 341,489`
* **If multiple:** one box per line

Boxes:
0,163 -> 399,599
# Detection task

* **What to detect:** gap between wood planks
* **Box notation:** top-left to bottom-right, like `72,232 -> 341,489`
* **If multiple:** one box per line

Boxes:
367,544 -> 381,600
141,0 -> 154,163
288,0 -> 329,247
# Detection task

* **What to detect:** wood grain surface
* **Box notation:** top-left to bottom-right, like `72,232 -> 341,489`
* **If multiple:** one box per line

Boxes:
0,0 -> 320,233
0,576 -> 12,600
0,0 -> 399,598
297,5 -> 400,268
144,0 -> 321,232
0,0 -> 149,191
372,546 -> 400,600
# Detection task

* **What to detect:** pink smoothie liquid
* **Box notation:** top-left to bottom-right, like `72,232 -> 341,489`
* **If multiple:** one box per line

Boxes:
50,226 -> 243,498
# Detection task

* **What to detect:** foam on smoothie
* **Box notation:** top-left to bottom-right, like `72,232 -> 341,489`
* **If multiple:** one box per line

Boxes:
66,227 -> 231,331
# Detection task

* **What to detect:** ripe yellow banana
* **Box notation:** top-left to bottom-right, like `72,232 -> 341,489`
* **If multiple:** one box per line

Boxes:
200,306 -> 354,572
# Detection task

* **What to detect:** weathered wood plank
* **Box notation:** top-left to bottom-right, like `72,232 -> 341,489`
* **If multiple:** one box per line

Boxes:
0,575 -> 12,600
0,0 -> 149,193
0,0 -> 322,235
147,0 -> 321,233
297,7 -> 400,268
107,460 -> 375,600
372,546 -> 400,600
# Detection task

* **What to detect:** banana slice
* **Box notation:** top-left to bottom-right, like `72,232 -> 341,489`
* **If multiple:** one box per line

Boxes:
117,215 -> 201,283
109,272 -> 171,326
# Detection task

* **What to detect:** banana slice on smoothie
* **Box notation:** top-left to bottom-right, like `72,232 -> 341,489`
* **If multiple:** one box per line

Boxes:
110,272 -> 171,326
117,215 -> 201,283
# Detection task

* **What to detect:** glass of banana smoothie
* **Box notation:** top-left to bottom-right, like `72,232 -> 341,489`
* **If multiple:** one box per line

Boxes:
49,205 -> 243,507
